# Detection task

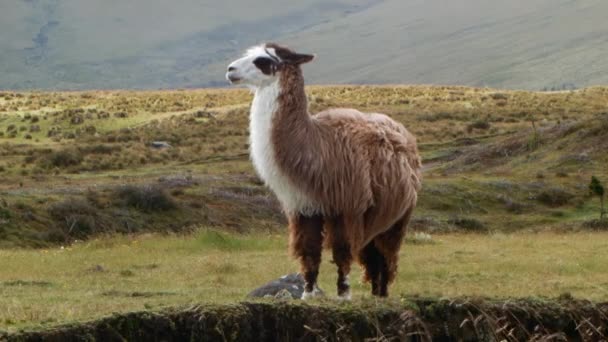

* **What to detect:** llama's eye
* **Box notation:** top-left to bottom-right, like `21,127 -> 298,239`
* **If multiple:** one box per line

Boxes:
253,57 -> 276,75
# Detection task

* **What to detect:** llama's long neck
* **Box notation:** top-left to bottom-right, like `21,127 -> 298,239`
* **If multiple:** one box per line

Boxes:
271,66 -> 321,182
249,66 -> 321,214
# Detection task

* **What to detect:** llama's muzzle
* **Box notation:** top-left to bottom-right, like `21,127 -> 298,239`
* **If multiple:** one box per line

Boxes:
226,72 -> 241,84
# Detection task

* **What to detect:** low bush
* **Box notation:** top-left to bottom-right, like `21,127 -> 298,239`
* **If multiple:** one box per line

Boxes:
467,120 -> 491,131
447,216 -> 487,232
40,149 -> 83,168
47,198 -> 101,239
536,188 -> 572,207
115,185 -> 176,212
80,144 -> 121,154
582,219 -> 608,231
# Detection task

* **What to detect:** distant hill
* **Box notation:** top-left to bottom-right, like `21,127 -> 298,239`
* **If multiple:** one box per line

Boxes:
2,0 -> 608,90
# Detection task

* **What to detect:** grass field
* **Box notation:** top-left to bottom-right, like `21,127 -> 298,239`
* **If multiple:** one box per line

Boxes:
1,230 -> 608,332
1,85 -> 607,335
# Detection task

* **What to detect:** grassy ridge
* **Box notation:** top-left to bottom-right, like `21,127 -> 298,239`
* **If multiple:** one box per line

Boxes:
6,299 -> 608,341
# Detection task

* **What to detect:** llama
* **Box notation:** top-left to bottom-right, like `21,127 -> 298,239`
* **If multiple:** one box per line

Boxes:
226,43 -> 422,299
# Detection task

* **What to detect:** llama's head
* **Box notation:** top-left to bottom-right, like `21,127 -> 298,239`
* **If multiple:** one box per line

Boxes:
226,43 -> 315,88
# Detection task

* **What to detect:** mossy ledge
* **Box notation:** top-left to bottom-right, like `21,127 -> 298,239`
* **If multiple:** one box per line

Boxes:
3,297 -> 607,341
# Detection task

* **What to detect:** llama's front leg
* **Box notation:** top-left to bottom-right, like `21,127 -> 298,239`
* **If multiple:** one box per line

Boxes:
330,216 -> 354,300
288,213 -> 324,300
333,242 -> 352,300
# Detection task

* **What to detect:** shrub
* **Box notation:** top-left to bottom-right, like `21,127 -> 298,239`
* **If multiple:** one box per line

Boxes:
582,219 -> 608,231
536,188 -> 572,207
0,207 -> 11,220
41,149 -> 83,168
467,120 -> 491,131
47,198 -> 100,238
589,176 -> 605,220
115,185 -> 176,211
490,93 -> 508,100
448,216 -> 487,232
81,144 -> 121,154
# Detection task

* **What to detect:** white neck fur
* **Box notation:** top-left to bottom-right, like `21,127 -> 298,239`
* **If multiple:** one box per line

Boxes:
248,81 -> 318,215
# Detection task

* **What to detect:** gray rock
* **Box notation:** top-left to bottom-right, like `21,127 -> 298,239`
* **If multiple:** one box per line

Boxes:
247,273 -> 324,299
150,141 -> 172,149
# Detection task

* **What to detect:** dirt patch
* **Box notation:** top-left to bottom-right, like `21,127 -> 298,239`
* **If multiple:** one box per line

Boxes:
5,297 -> 607,341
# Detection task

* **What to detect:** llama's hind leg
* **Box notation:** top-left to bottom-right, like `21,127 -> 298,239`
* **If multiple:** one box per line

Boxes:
330,216 -> 354,300
288,213 -> 324,300
359,242 -> 384,296
373,209 -> 412,297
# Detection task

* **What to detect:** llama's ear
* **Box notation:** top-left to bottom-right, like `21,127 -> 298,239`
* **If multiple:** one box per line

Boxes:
291,53 -> 315,65
267,43 -> 315,64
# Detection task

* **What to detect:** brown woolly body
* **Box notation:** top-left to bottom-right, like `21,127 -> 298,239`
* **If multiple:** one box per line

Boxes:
271,60 -> 421,289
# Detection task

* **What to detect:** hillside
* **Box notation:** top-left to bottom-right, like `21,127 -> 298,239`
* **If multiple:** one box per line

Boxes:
0,86 -> 607,247
2,0 -> 608,90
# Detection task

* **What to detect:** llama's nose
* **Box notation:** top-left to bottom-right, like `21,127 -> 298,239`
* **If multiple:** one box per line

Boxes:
228,66 -> 236,72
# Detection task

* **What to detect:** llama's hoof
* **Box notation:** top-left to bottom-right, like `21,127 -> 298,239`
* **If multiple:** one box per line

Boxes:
301,287 -> 323,300
337,290 -> 352,301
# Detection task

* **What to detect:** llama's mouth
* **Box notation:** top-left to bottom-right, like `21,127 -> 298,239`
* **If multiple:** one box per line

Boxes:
226,74 -> 242,84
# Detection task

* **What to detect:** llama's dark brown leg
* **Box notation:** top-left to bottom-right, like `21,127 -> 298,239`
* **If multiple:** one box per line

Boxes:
359,242 -> 383,296
330,216 -> 353,300
378,260 -> 389,297
373,208 -> 413,297
288,213 -> 324,299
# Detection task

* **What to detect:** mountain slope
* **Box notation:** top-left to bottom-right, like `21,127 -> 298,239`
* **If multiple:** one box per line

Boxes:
289,0 -> 608,90
1,0 -> 608,90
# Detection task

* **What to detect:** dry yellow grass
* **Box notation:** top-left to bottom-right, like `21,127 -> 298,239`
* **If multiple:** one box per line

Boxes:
1,230 -> 607,332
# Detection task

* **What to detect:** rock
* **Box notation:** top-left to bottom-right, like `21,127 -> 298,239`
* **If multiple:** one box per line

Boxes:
247,273 -> 323,299
150,141 -> 172,149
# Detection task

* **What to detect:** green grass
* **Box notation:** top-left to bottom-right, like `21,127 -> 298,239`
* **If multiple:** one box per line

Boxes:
1,230 -> 608,332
